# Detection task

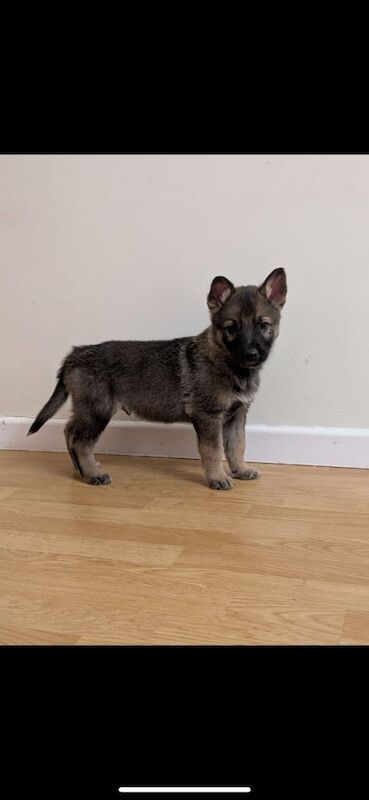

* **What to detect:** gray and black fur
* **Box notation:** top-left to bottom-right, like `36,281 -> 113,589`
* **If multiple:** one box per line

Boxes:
28,268 -> 287,489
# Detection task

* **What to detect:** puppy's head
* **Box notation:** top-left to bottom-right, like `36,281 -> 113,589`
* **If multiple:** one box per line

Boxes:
207,268 -> 287,370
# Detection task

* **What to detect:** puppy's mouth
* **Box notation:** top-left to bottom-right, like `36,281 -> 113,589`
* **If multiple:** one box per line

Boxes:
235,358 -> 260,371
244,356 -> 261,368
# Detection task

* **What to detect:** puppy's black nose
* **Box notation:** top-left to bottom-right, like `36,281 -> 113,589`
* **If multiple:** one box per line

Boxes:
246,348 -> 258,360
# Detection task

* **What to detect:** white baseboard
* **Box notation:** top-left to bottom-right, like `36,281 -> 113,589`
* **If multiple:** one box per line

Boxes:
1,416 -> 368,468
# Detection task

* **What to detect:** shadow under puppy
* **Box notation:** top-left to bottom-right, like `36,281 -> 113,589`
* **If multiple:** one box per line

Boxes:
28,268 -> 287,489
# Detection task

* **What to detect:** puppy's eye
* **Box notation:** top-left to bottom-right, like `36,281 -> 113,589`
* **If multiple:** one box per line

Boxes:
223,321 -> 239,335
257,319 -> 270,331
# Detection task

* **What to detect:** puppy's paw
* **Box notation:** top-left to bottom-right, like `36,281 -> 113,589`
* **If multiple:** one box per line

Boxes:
232,468 -> 260,481
209,475 -> 234,490
86,473 -> 112,486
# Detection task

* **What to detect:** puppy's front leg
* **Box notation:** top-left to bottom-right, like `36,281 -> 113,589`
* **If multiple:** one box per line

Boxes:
223,406 -> 260,480
192,416 -> 233,490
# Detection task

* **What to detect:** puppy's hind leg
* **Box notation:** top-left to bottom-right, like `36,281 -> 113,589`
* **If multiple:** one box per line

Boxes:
65,411 -> 113,485
65,419 -> 80,473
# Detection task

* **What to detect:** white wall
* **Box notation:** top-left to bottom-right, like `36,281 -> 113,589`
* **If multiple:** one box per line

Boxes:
1,154 -> 369,430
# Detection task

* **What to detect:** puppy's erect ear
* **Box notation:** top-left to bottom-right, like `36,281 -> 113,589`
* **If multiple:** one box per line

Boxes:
207,276 -> 234,312
259,267 -> 287,310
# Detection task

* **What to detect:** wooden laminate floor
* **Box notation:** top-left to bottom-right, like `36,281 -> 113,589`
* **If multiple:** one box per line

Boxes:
0,450 -> 368,644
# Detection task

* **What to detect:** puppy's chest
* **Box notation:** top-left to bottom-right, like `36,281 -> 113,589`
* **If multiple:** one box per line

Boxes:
222,378 -> 258,413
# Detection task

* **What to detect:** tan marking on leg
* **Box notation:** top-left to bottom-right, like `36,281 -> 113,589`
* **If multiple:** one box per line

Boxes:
223,409 -> 260,481
197,421 -> 233,489
73,442 -> 112,485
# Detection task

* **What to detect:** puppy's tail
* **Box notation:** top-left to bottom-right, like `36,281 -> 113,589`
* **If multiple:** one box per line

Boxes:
27,368 -> 69,436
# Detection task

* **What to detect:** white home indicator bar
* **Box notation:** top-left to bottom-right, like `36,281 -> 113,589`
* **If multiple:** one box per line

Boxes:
118,789 -> 251,794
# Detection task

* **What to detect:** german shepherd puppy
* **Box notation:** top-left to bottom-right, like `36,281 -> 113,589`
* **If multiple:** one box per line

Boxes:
28,268 -> 287,489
